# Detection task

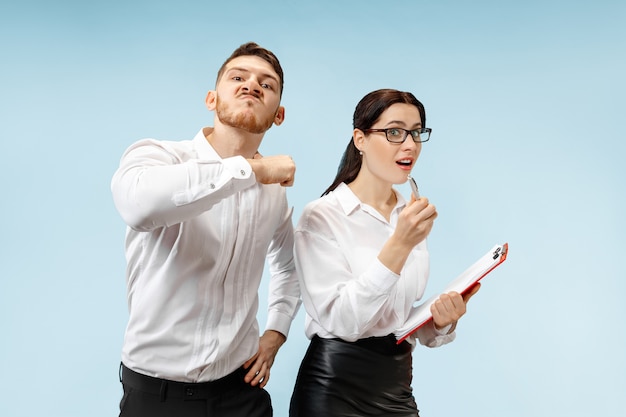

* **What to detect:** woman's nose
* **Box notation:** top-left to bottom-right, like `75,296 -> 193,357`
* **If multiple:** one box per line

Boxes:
402,135 -> 419,150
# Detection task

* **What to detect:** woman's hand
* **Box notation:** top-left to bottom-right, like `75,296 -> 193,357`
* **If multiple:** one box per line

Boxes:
378,195 -> 437,274
394,194 -> 438,248
431,283 -> 481,332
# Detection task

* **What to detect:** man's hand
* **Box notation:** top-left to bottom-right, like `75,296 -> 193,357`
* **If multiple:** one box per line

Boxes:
243,330 -> 286,388
248,153 -> 296,186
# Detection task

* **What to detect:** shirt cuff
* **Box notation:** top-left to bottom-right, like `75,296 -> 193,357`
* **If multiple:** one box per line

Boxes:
425,331 -> 456,348
434,323 -> 453,336
221,155 -> 253,179
265,310 -> 294,339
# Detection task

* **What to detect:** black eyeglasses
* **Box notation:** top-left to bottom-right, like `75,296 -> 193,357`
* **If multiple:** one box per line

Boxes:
364,127 -> 432,144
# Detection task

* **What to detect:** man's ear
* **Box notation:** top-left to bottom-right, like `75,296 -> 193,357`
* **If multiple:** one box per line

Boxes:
205,90 -> 217,111
273,106 -> 285,126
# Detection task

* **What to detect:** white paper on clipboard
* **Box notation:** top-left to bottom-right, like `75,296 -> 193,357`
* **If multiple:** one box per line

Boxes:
395,243 -> 508,344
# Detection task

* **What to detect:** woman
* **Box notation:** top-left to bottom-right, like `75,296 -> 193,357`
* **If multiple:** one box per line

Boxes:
289,89 -> 480,417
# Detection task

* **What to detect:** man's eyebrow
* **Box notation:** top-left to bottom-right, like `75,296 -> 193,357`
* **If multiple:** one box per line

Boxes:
226,67 -> 279,83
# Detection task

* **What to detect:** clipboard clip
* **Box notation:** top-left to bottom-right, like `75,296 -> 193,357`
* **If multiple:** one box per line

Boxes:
492,243 -> 508,260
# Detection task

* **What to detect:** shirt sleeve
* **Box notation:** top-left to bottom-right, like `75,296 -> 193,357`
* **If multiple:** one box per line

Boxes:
295,209 -> 401,342
264,199 -> 302,338
413,320 -> 456,348
111,139 -> 256,231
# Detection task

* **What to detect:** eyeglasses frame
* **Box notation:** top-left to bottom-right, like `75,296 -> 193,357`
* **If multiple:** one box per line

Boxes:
363,127 -> 432,144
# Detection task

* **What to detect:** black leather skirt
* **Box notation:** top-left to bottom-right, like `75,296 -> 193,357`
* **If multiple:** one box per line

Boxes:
289,335 -> 419,417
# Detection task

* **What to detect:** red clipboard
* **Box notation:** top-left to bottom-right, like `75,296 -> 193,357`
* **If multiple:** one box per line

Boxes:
395,243 -> 508,344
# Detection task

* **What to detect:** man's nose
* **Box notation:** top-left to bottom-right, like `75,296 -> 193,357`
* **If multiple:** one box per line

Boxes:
242,78 -> 262,93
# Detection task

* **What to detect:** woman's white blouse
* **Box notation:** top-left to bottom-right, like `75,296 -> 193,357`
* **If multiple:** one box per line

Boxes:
295,182 -> 454,347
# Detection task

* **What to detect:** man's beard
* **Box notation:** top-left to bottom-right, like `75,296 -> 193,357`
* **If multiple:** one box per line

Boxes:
215,96 -> 276,134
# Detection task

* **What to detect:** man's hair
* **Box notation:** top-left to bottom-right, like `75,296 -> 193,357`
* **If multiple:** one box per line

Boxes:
216,42 -> 284,97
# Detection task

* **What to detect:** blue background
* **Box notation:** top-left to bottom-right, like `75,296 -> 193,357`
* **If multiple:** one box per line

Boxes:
1,1 -> 624,416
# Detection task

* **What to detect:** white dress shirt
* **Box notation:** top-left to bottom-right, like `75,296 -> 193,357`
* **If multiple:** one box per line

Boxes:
295,182 -> 454,348
111,127 -> 301,382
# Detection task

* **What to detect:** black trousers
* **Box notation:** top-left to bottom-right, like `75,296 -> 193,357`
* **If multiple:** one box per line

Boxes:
290,335 -> 419,417
119,363 -> 272,417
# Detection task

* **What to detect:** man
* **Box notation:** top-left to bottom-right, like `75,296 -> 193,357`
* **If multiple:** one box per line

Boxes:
111,42 -> 301,417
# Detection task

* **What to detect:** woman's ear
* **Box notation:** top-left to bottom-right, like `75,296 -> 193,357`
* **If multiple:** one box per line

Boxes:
353,128 -> 365,152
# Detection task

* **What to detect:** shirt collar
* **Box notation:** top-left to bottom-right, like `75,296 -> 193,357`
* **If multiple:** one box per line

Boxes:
333,182 -> 408,217
193,127 -> 221,160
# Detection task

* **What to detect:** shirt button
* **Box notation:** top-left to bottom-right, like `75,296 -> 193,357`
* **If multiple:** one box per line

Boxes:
209,183 -> 215,189
240,169 -> 246,176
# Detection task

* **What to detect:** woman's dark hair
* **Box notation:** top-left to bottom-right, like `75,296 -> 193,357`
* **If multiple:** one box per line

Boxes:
321,89 -> 426,196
